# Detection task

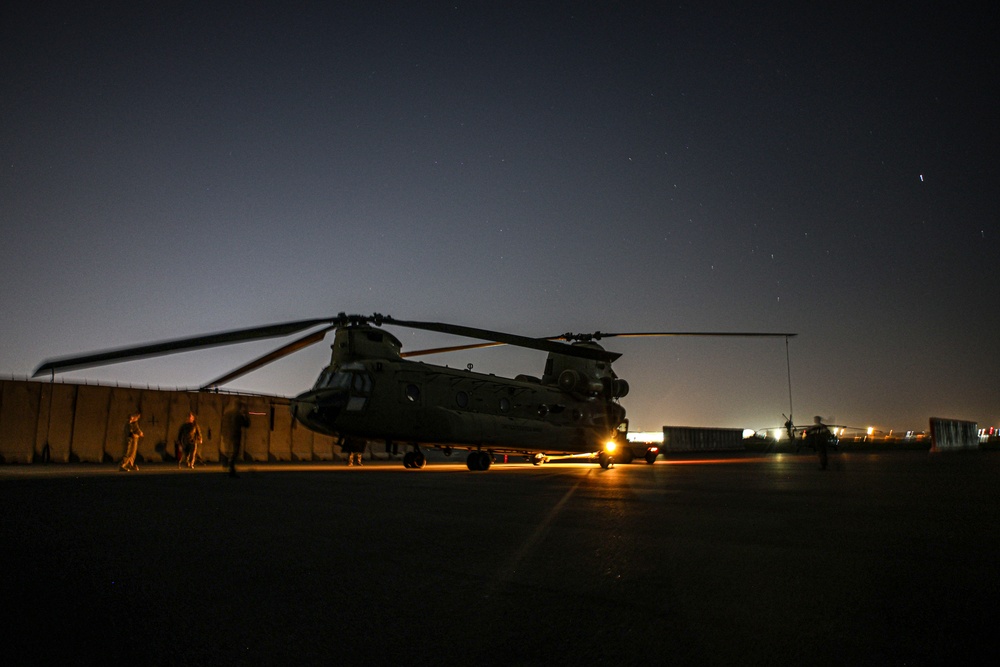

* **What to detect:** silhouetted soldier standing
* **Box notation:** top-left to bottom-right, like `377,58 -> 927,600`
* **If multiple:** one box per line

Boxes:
119,412 -> 142,472
176,412 -> 202,469
806,415 -> 832,470
226,404 -> 250,478
341,437 -> 364,466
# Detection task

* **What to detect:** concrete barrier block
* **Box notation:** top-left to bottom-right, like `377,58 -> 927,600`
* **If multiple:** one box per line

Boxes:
70,385 -> 112,463
0,380 -> 40,463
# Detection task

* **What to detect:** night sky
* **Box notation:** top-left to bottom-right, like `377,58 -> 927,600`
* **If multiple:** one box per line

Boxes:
3,2 -> 997,434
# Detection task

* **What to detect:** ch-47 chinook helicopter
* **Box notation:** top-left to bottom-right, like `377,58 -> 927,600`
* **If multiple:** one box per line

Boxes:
34,313 -> 795,471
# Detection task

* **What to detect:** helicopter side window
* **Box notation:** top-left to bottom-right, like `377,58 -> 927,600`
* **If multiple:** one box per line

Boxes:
499,397 -> 510,413
405,384 -> 420,402
456,391 -> 469,409
345,373 -> 373,412
345,372 -> 371,397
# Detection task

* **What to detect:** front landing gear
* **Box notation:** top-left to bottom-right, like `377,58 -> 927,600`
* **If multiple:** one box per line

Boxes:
598,451 -> 614,469
466,450 -> 492,471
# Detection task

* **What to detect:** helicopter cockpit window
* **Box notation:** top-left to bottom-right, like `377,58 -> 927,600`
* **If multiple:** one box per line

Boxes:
323,371 -> 352,390
312,370 -> 333,390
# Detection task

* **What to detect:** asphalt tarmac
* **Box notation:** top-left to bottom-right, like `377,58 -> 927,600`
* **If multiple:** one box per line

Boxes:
3,451 -> 998,665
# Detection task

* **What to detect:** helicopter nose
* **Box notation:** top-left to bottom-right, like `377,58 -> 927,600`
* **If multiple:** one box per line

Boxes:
289,395 -> 315,421
291,389 -> 347,433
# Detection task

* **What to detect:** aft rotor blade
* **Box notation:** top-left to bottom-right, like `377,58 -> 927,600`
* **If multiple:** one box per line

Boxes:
384,316 -> 621,362
200,325 -> 338,390
401,341 -> 507,358
33,318 -> 338,376
400,334 -> 627,359
557,331 -> 797,342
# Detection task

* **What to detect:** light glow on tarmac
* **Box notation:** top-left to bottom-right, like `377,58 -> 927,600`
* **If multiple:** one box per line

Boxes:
0,457 -> 782,479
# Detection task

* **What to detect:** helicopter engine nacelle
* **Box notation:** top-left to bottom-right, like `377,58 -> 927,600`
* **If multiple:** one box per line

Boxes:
558,369 -> 603,395
599,376 -> 630,398
613,378 -> 629,398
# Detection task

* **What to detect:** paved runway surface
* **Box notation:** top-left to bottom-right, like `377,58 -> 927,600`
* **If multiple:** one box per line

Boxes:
3,452 -> 999,665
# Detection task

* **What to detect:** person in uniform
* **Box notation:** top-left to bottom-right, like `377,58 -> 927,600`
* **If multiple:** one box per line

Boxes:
176,412 -> 203,469
119,411 -> 142,472
343,438 -> 364,466
806,415 -> 832,470
225,404 -> 250,478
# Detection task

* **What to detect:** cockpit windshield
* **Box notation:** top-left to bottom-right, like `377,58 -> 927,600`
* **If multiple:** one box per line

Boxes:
312,364 -> 372,395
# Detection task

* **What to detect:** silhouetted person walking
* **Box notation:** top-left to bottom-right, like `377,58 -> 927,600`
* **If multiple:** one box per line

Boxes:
119,412 -> 142,472
806,415 -> 832,470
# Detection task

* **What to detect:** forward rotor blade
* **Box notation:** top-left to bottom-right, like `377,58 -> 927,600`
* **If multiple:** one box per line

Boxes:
384,316 -> 621,362
33,318 -> 338,377
200,325 -> 338,390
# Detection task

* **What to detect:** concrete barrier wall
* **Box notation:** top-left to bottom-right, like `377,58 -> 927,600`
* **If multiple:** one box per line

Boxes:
244,395 -> 272,462
71,385 -> 112,462
662,425 -> 747,452
0,380 -> 341,464
269,399 -> 293,461
138,389 -> 170,461
930,417 -> 980,452
42,383 -> 76,462
0,381 -> 41,463
291,415 -> 315,461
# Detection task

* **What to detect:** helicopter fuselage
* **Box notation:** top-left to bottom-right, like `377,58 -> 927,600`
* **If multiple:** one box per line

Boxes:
289,325 -> 627,461
291,357 -> 625,456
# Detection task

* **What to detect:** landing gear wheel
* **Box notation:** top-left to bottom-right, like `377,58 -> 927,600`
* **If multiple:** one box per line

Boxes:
403,451 -> 426,469
598,451 -> 613,469
466,451 -> 491,471
644,450 -> 658,464
532,453 -> 547,466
